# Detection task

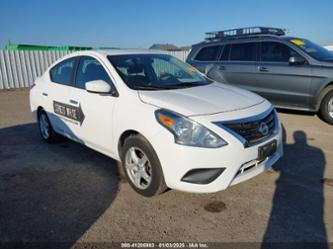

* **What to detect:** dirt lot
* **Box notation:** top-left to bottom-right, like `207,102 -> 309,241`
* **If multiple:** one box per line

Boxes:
0,89 -> 332,247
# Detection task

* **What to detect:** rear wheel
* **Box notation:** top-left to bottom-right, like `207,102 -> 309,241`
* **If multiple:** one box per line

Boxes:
320,89 -> 333,125
38,111 -> 60,143
121,134 -> 167,197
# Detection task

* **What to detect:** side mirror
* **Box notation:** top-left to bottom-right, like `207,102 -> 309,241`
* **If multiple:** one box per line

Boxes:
85,80 -> 112,94
289,56 -> 306,65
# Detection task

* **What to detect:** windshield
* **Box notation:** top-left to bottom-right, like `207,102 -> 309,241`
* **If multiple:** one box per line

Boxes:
108,54 -> 212,90
288,38 -> 333,61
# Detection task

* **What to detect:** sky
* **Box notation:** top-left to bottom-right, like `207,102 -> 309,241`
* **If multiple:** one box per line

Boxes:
1,0 -> 333,49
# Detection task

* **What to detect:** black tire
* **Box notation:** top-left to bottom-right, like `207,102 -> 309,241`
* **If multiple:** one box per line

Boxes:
38,111 -> 60,143
319,89 -> 333,125
121,134 -> 167,197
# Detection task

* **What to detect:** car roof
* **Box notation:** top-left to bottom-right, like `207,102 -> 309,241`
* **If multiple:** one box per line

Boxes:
73,49 -> 169,57
193,35 -> 303,47
49,49 -> 172,71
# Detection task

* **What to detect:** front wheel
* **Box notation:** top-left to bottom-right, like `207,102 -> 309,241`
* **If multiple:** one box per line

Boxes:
320,90 -> 333,125
121,134 -> 167,197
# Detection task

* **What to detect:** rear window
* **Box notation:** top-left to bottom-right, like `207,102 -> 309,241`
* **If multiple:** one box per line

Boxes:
194,45 -> 222,61
230,43 -> 257,61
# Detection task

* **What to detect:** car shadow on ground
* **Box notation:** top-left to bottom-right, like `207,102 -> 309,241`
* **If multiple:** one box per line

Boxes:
0,123 -> 119,247
262,126 -> 328,249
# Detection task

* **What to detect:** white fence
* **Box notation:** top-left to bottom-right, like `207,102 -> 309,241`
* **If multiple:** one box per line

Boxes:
0,50 -> 190,89
168,50 -> 190,62
0,50 -> 70,89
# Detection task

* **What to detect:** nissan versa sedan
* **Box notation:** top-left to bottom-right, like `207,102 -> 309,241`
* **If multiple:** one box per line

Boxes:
30,50 -> 283,197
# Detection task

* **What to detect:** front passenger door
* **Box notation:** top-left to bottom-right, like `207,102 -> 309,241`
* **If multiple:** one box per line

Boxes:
68,56 -> 118,156
255,41 -> 312,108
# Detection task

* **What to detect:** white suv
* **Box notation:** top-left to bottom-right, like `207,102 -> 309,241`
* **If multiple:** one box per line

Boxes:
30,50 -> 283,197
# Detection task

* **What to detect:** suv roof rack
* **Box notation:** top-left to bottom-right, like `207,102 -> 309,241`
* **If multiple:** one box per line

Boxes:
205,27 -> 286,41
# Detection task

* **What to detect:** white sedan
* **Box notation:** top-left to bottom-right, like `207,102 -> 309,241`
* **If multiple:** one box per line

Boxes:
30,50 -> 283,197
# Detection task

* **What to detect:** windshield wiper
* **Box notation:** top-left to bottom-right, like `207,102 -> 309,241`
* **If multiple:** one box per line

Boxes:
133,84 -> 175,90
133,82 -> 210,90
166,82 -> 209,88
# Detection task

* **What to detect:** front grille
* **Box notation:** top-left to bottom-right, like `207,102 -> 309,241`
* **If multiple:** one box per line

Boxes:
223,109 -> 276,147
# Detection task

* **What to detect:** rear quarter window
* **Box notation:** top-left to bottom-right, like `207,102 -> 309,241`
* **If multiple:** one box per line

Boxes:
194,45 -> 222,61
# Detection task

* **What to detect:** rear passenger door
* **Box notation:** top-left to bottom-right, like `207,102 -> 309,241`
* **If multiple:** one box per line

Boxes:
208,42 -> 260,92
255,41 -> 312,108
67,56 -> 118,156
47,57 -> 78,136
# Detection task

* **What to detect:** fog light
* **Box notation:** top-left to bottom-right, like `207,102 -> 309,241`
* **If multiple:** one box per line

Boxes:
181,168 -> 225,184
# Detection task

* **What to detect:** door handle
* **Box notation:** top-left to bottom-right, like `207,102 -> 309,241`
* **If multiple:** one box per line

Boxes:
69,99 -> 78,105
258,66 -> 269,72
42,92 -> 48,97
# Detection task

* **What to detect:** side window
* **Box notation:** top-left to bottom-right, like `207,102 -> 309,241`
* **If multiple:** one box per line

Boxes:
75,56 -> 112,89
50,58 -> 76,85
230,43 -> 257,61
220,44 -> 231,61
261,42 -> 299,62
108,56 -> 149,86
194,45 -> 222,61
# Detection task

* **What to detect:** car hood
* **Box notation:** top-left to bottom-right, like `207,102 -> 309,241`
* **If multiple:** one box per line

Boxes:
138,83 -> 265,116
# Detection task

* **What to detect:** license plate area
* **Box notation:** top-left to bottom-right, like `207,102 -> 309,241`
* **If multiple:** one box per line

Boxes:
258,140 -> 277,161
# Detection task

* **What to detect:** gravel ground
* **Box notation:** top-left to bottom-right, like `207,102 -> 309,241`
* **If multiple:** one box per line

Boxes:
0,89 -> 332,247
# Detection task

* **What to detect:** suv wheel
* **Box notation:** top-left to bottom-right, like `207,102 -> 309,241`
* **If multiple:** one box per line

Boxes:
320,90 -> 333,125
121,134 -> 167,197
38,111 -> 60,143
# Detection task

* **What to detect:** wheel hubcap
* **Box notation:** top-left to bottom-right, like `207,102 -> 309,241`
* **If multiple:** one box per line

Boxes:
39,114 -> 50,139
328,97 -> 333,118
125,147 -> 152,189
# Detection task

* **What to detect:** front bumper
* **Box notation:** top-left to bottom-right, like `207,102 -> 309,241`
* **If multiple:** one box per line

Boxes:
149,103 -> 283,193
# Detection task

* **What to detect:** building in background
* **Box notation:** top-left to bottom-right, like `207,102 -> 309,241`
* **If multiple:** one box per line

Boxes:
150,43 -> 190,51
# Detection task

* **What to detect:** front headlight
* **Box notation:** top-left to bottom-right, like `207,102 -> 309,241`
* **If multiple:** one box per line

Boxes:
155,109 -> 227,148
